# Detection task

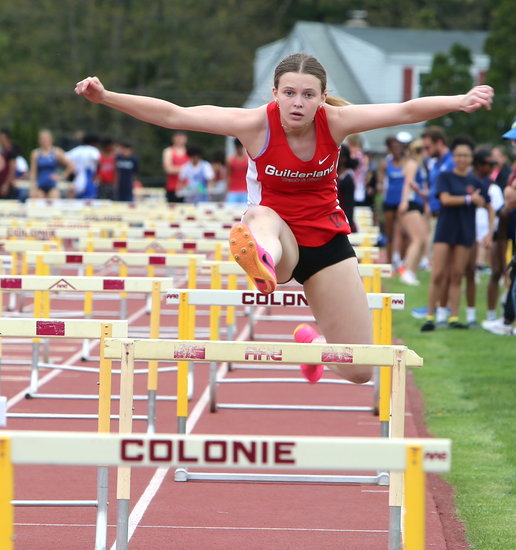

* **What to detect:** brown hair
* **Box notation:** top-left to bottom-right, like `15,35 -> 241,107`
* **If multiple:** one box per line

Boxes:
421,126 -> 447,144
274,53 -> 351,106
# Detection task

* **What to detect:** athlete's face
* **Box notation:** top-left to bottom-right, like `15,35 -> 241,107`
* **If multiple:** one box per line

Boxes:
273,72 -> 326,130
452,144 -> 473,173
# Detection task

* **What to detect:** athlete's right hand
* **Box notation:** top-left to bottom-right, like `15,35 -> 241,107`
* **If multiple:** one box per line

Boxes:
75,76 -> 106,104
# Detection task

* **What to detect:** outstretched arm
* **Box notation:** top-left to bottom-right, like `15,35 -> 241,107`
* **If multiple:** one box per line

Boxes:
75,76 -> 263,140
328,85 -> 494,141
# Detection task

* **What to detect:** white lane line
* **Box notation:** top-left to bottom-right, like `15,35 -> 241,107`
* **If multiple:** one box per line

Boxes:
16,523 -> 388,534
114,307 -> 265,549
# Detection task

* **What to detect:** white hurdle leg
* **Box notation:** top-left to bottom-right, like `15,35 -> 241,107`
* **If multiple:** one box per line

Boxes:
115,341 -> 135,550
388,348 -> 407,550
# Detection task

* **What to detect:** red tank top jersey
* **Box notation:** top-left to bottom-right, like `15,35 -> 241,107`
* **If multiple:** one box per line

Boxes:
166,148 -> 189,191
247,101 -> 350,247
228,153 -> 248,192
97,153 -> 116,184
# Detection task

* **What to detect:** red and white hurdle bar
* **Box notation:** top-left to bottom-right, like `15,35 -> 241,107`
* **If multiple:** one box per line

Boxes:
0,432 -> 451,550
103,339 -> 421,549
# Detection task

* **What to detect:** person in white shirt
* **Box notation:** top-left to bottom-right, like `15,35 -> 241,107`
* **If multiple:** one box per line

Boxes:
177,146 -> 214,203
65,134 -> 100,198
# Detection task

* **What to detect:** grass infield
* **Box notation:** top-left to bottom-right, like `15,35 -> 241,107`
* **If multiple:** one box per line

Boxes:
385,270 -> 515,550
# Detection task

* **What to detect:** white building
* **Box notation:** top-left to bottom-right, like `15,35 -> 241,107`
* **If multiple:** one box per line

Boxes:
243,21 -> 489,151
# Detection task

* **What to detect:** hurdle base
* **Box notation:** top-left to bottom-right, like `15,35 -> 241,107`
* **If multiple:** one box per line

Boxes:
216,403 -> 374,413
12,500 -> 97,507
174,469 -> 390,485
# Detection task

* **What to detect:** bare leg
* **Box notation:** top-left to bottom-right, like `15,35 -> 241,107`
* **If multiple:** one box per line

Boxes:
465,243 -> 477,308
487,238 -> 507,311
427,243 -> 451,316
240,205 -> 299,283
448,245 -> 471,318
303,258 -> 373,384
400,210 -> 427,275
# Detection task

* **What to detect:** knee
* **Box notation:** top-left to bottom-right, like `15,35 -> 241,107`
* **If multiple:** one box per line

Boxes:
243,205 -> 275,223
348,366 -> 373,384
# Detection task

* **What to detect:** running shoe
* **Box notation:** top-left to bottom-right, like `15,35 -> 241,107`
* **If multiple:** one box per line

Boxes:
400,270 -> 420,286
420,319 -> 435,332
481,319 -> 515,335
293,323 -> 324,383
448,320 -> 469,329
229,223 -> 277,294
411,306 -> 428,319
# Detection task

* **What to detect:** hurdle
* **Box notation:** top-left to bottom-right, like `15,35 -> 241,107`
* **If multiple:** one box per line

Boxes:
103,339 -> 422,549
24,250 -> 204,319
0,430 -> 450,550
165,288 -> 403,420
0,318 -> 128,414
0,320 -> 129,549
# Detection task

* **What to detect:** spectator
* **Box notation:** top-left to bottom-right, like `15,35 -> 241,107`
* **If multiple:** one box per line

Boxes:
210,149 -> 228,202
398,139 -> 429,286
177,146 -> 214,203
116,142 -> 139,202
346,133 -> 370,210
65,133 -> 100,198
464,149 -> 500,327
226,138 -> 248,204
97,138 -> 117,200
482,118 -> 516,335
377,134 -> 409,270
0,129 -> 18,200
163,131 -> 189,203
491,145 -> 511,190
336,144 -> 357,232
421,138 -> 488,332
29,129 -> 74,199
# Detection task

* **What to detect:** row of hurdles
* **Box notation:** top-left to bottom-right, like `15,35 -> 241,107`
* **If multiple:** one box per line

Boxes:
0,316 -> 442,550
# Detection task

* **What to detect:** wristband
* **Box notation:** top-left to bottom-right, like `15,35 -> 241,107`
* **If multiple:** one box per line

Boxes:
465,195 -> 471,205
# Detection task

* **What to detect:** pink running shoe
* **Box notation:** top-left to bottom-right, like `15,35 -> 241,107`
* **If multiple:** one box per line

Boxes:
293,323 -> 324,383
229,223 -> 277,295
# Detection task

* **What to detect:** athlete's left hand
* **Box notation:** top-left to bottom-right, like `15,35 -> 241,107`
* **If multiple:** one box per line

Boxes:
460,85 -> 494,113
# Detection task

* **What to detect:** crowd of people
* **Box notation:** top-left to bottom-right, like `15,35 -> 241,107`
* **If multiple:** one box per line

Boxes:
0,129 -> 140,202
2,54 -> 514,347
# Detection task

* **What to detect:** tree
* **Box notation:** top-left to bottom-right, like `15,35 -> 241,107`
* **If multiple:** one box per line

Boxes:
483,0 -> 516,141
420,43 -> 479,139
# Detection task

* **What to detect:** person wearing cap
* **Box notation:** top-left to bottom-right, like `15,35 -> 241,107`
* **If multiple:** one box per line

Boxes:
482,118 -> 516,335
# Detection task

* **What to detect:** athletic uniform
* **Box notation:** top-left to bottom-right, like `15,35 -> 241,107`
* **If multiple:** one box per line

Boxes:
165,148 -> 189,203
406,164 -> 427,213
434,171 -> 489,247
226,152 -> 248,204
36,149 -> 58,192
428,151 -> 455,214
382,155 -> 404,210
247,101 -> 355,283
246,101 -> 354,283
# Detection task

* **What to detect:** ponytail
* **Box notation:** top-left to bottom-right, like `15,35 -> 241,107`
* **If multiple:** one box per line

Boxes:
325,95 -> 352,107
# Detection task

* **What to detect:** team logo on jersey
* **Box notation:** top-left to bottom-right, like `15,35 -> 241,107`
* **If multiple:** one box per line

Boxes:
329,212 -> 344,228
264,163 -> 335,180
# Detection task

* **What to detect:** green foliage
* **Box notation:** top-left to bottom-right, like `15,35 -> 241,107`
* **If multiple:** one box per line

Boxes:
420,43 -> 480,140
483,0 -> 516,138
385,272 -> 516,549
0,0 -> 509,177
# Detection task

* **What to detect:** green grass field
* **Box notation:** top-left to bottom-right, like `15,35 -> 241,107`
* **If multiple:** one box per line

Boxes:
384,270 -> 515,549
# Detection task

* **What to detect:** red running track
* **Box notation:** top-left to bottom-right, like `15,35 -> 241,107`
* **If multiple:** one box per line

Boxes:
1,272 -> 457,549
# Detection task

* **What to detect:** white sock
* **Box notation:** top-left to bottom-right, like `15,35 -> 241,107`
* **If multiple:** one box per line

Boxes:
466,307 -> 476,323
486,310 -> 497,321
436,307 -> 448,323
